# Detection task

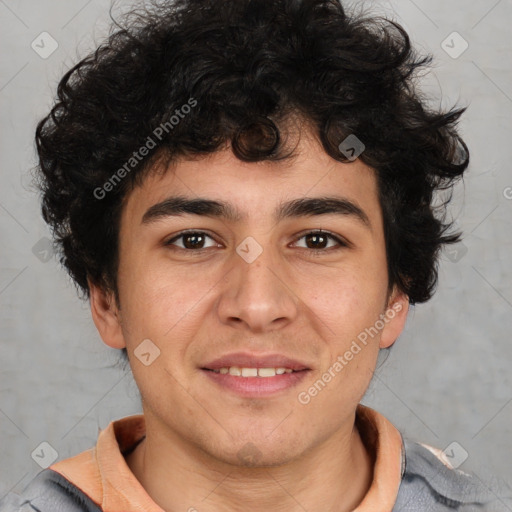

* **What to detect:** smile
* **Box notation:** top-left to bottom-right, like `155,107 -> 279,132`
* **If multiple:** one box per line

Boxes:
202,367 -> 309,397
211,366 -> 295,377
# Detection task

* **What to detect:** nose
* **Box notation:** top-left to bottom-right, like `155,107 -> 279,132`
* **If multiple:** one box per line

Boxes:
216,247 -> 299,333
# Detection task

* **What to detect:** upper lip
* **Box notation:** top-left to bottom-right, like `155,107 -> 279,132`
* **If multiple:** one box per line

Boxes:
202,352 -> 310,371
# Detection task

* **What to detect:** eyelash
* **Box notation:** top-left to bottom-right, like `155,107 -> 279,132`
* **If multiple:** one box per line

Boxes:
164,230 -> 348,252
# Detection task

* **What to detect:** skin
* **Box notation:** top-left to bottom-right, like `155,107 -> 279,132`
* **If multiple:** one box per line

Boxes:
89,127 -> 409,512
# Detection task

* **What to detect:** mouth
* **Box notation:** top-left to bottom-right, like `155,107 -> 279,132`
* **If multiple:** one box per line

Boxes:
200,353 -> 311,397
204,366 -> 303,377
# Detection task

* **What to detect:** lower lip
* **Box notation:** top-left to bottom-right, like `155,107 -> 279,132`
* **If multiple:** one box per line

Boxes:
201,369 -> 310,397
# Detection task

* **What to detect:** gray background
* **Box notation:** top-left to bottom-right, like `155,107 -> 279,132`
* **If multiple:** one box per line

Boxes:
1,0 -> 511,503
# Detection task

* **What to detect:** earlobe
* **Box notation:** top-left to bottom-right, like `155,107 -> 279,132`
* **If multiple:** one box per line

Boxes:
379,290 -> 409,349
88,280 -> 126,349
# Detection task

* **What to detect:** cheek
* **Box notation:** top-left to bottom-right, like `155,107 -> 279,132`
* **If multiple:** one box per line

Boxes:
307,280 -> 383,397
307,263 -> 387,338
117,268 -> 206,399
117,258 -> 216,349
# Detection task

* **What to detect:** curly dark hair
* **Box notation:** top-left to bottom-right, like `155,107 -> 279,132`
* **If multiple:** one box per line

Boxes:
35,0 -> 468,306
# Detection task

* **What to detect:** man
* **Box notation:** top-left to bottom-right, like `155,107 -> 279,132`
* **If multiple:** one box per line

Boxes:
1,0 -> 508,510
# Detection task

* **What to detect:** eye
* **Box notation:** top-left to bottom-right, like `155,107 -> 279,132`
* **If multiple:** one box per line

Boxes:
293,230 -> 347,251
164,231 -> 220,250
164,230 -> 347,252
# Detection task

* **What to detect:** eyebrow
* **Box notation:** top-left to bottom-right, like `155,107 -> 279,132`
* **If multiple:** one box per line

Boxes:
141,195 -> 370,228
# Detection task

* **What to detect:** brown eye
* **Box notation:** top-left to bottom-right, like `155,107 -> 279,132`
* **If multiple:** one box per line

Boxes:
182,233 -> 206,249
293,231 -> 347,251
304,233 -> 329,249
166,231 -> 218,250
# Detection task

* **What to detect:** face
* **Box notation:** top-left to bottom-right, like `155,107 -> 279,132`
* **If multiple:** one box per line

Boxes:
91,129 -> 408,467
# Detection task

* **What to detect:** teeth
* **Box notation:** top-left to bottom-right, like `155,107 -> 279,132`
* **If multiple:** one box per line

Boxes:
257,367 -> 276,377
213,366 -> 295,377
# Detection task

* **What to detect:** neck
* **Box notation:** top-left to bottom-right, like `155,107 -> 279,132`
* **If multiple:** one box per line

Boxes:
126,411 -> 373,512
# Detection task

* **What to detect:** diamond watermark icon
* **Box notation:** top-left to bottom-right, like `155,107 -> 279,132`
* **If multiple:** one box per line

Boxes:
441,32 -> 468,59
338,134 -> 365,161
32,237 -> 54,263
31,441 -> 58,469
236,236 -> 263,264
445,242 -> 468,263
237,442 -> 263,466
134,338 -> 161,366
31,32 -> 59,59
441,441 -> 468,469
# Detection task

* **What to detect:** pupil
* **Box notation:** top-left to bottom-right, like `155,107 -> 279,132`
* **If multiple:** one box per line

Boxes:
185,234 -> 203,249
307,234 -> 326,249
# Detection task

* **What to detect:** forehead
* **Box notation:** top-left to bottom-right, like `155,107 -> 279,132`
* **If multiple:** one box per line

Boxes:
121,132 -> 382,228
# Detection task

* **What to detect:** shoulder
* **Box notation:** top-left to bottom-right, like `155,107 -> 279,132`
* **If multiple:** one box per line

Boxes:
0,469 -> 101,512
394,438 -> 511,511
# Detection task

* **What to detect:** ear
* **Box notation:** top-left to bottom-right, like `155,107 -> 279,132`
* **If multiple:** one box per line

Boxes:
88,279 -> 126,349
379,288 -> 409,349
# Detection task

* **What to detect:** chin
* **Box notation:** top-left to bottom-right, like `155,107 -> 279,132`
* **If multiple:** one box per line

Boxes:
223,443 -> 301,468
216,430 -> 305,468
